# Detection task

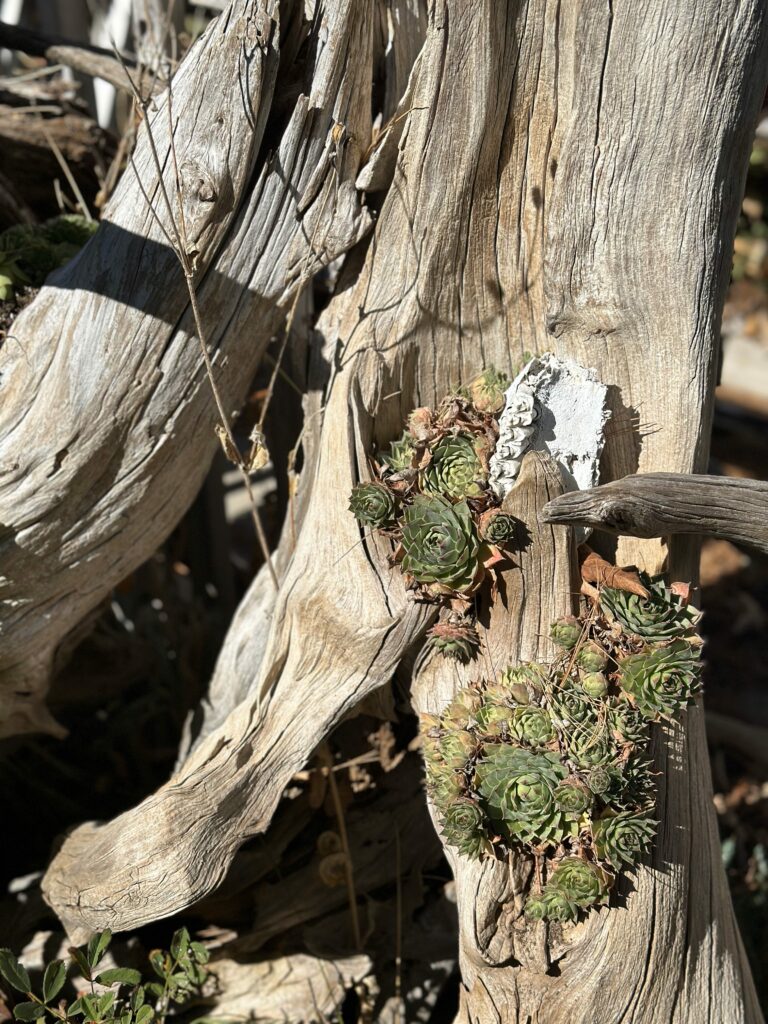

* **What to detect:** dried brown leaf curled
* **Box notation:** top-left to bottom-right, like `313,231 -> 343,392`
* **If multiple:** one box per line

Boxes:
579,546 -> 650,599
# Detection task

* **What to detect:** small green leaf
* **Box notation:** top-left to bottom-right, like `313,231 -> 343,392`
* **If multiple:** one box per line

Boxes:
86,933 -> 111,971
67,997 -> 85,1017
134,1007 -> 153,1024
188,944 -> 209,966
68,949 -> 91,982
147,953 -> 168,981
169,930 -> 189,962
42,961 -> 67,1004
119,1013 -> 132,1024
0,950 -> 31,993
129,989 -> 144,1013
80,994 -> 99,1021
13,1003 -> 45,1021
96,993 -> 114,1016
95,970 -> 141,988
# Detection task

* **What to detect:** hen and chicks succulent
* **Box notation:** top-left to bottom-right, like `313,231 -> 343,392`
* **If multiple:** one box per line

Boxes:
421,572 -> 703,924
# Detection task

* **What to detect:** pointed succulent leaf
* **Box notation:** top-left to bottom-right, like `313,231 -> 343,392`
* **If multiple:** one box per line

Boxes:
426,619 -> 480,663
549,617 -> 581,649
547,857 -> 609,908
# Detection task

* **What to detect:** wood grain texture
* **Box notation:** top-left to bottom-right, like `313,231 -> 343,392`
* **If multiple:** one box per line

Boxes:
37,0 -> 768,1019
0,0 -> 373,737
541,472 -> 768,554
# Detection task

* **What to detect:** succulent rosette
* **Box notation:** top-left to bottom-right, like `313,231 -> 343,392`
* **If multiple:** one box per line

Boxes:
438,729 -> 477,768
549,684 -> 595,728
507,706 -> 556,748
592,809 -> 656,867
599,574 -> 701,641
381,432 -> 417,473
526,889 -> 578,923
566,722 -> 616,769
475,745 -> 576,847
348,481 -> 397,527
478,508 -> 519,547
618,639 -> 701,719
553,778 -> 593,814
581,672 -> 608,699
426,618 -> 481,663
549,616 -> 582,649
548,857 -> 609,908
400,495 -> 481,594
467,366 -> 509,414
498,663 -> 547,704
419,432 -> 486,499
577,643 -> 608,673
440,798 -> 491,859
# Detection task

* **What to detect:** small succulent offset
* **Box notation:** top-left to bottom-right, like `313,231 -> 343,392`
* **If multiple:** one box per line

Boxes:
426,615 -> 481,663
421,569 -> 703,923
348,369 -> 520,659
348,482 -> 398,528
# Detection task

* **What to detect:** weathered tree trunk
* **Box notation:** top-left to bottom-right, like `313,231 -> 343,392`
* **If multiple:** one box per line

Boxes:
7,0 -> 766,1020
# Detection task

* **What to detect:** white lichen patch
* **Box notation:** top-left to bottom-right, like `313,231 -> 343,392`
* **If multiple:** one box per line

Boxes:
489,353 -> 610,500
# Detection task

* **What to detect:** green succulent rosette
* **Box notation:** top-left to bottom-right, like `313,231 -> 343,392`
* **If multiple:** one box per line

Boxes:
618,639 -> 701,719
43,213 -> 98,247
348,481 -> 397,527
381,432 -> 417,473
592,809 -> 656,867
548,683 -> 595,728
442,686 -> 483,728
428,766 -> 465,807
478,509 -> 519,547
524,890 -> 579,922
498,662 -> 547,704
585,765 -> 615,797
475,745 -> 576,847
419,432 -> 485,499
609,703 -> 650,745
440,798 -> 491,859
581,672 -> 608,699
548,857 -> 609,908
549,616 -> 582,650
475,702 -> 513,735
553,778 -> 593,814
566,722 -> 616,770
400,495 -> 481,594
599,574 -> 701,641
577,643 -> 608,673
438,729 -> 477,768
507,706 -> 556,748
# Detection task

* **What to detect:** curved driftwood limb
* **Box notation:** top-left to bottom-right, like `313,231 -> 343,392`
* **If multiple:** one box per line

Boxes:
541,473 -> 768,555
39,0 -> 767,1018
0,0 -> 373,737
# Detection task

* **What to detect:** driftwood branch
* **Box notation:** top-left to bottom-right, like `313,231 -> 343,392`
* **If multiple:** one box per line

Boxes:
0,20 -> 152,95
541,473 -> 768,555
0,0 -> 373,737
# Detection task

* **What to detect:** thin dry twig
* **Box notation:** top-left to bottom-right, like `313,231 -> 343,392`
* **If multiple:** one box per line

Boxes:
40,122 -> 93,222
322,748 -> 362,952
112,37 -> 278,587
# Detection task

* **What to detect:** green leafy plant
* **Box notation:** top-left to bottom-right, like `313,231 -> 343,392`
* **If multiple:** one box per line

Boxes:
0,928 -> 210,1024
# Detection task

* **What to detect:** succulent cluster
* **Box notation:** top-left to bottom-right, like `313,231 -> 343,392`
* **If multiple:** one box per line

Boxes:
421,572 -> 703,923
0,215 -> 98,301
348,369 -> 522,661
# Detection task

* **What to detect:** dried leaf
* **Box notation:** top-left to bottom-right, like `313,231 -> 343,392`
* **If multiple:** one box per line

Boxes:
247,427 -> 270,472
579,546 -> 650,598
215,424 -> 240,465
